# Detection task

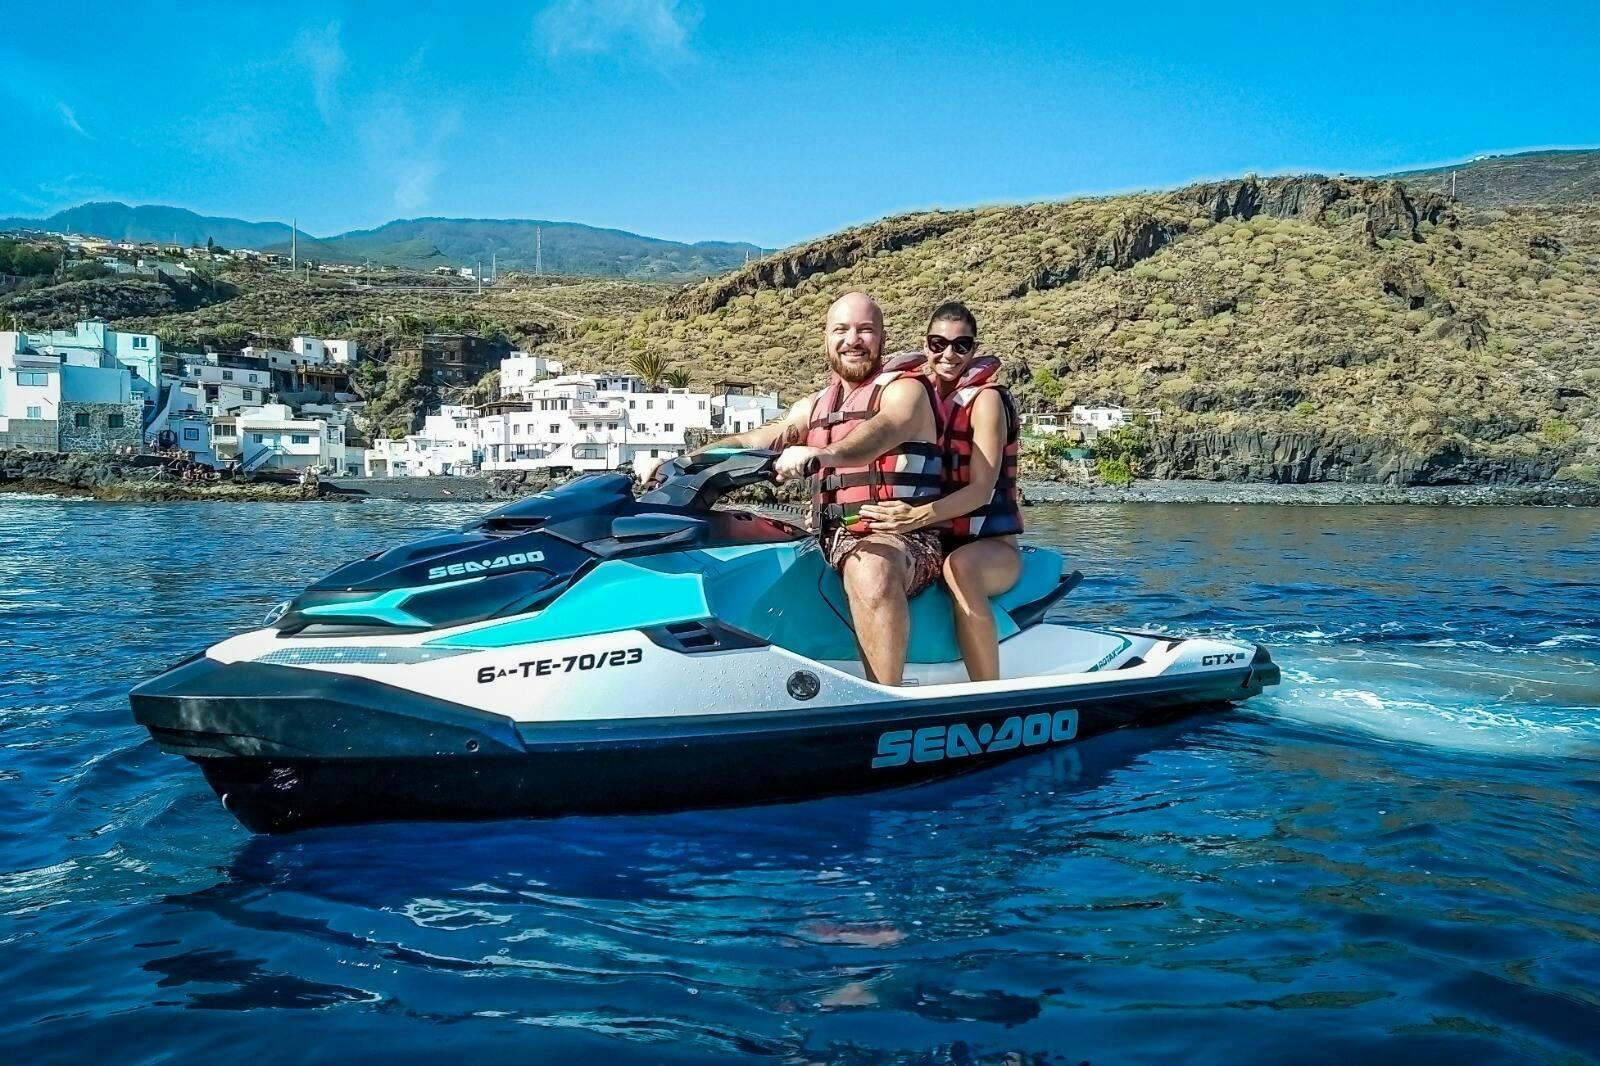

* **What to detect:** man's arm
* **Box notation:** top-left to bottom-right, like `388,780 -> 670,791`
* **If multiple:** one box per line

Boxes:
696,395 -> 814,454
772,379 -> 933,481
822,378 -> 933,466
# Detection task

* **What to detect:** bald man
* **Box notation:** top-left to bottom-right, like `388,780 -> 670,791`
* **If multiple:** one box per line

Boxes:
702,292 -> 943,685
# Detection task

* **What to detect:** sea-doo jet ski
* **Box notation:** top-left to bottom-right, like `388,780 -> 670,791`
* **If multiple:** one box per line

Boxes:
130,449 -> 1280,833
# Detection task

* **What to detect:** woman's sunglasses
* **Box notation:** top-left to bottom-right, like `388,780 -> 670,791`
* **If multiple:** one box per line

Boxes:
925,335 -> 976,356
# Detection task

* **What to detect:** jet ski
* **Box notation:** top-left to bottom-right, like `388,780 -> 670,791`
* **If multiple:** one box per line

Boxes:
130,448 -> 1280,833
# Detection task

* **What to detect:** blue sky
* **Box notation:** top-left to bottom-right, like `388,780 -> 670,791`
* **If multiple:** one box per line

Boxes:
2,1 -> 1595,248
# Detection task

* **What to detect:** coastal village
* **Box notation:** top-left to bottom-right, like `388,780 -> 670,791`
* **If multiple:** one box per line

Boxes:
0,315 -> 791,482
1,297 -> 1145,486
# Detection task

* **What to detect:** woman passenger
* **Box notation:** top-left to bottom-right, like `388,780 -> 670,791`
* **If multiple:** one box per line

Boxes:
859,302 -> 1023,681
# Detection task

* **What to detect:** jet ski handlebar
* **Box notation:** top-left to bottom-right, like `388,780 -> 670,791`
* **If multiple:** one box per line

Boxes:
638,447 -> 814,512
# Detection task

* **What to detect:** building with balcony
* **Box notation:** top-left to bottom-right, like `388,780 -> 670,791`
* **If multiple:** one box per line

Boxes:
392,333 -> 510,389
478,375 -> 714,473
222,404 -> 351,474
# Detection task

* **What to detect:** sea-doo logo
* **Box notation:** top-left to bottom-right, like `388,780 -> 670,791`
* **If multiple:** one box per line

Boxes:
429,550 -> 545,580
1202,652 -> 1243,666
872,709 -> 1078,769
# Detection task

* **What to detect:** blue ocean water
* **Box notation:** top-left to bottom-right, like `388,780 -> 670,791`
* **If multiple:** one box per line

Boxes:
1,497 -> 1597,1064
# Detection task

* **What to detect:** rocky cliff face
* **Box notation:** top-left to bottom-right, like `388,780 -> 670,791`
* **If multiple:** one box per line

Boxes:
665,213 -> 966,318
1185,176 -> 1453,238
1147,426 -> 1565,485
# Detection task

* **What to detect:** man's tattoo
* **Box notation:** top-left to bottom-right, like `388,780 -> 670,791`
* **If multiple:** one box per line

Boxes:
783,423 -> 803,446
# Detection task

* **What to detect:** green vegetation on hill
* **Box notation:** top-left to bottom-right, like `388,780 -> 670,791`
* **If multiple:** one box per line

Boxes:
0,238 -> 63,278
542,173 -> 1599,483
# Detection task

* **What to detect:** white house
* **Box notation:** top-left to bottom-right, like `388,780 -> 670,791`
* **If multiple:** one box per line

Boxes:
1019,412 -> 1071,436
1069,405 -> 1128,430
28,320 -> 160,398
243,345 -> 300,372
366,405 -> 481,477
711,384 -> 781,435
227,403 -> 350,474
498,350 -> 565,398
1068,405 -> 1162,432
289,337 -> 329,365
144,377 -> 218,465
182,360 -> 271,414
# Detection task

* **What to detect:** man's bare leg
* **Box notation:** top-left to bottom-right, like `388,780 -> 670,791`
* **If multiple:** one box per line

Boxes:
840,543 -> 911,686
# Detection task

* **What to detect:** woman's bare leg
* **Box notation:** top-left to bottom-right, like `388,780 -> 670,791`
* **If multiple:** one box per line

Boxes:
943,537 -> 1022,682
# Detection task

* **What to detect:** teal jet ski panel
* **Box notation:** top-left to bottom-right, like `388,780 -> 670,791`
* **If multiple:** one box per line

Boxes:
433,557 -> 713,648
722,542 -> 1066,664
432,539 -> 1066,664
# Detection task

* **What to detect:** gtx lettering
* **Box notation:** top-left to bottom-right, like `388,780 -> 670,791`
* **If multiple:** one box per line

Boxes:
429,551 -> 545,580
872,709 -> 1079,769
1202,652 -> 1243,666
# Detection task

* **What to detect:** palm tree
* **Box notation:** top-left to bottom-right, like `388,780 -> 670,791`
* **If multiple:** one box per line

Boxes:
627,350 -> 666,391
663,369 -> 689,389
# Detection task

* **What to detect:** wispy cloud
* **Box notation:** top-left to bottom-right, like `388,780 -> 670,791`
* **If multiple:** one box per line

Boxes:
535,0 -> 700,58
56,100 -> 90,139
295,20 -> 346,121
356,98 -> 461,215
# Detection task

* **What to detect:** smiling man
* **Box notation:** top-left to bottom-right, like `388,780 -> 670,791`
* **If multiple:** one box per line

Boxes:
702,292 -> 943,685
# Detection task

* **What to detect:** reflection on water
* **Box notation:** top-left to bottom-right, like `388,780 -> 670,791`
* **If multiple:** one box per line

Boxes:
0,498 -> 1597,1062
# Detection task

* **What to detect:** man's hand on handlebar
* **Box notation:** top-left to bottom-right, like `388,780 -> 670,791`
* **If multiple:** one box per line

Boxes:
774,445 -> 828,482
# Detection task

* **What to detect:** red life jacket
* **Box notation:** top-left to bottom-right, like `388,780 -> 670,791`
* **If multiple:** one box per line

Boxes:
806,353 -> 943,535
936,355 -> 1022,542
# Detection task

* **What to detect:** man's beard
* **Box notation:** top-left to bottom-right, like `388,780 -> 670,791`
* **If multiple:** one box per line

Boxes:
827,344 -> 881,384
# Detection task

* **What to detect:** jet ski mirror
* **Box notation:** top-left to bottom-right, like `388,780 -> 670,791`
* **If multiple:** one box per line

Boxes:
638,448 -> 782,512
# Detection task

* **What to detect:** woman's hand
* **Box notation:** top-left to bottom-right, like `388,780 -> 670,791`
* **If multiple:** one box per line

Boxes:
858,500 -> 936,533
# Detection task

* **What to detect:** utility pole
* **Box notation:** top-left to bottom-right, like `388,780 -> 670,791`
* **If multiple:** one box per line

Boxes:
535,226 -> 542,275
477,260 -> 483,295
491,251 -> 497,282
1450,170 -> 1457,200
291,218 -> 298,272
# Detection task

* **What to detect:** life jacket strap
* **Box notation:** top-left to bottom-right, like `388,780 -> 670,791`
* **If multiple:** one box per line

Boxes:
821,470 -> 944,492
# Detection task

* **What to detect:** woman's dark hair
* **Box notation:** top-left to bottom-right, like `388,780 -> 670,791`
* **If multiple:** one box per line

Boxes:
926,300 -> 978,336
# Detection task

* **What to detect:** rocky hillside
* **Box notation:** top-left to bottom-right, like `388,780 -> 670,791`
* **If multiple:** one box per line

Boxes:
1,272 -> 231,326
541,174 -> 1599,485
1388,149 -> 1600,209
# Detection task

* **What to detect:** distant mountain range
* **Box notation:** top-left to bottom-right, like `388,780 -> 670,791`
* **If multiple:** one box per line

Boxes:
5,149 -> 1595,281
0,202 -> 766,281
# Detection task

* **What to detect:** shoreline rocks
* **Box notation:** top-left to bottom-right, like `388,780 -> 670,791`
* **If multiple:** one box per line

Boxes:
0,449 -> 335,503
